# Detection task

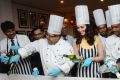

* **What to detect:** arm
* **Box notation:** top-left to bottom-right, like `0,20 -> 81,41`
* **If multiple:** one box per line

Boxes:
18,40 -> 41,59
58,43 -> 75,74
73,39 -> 79,59
92,37 -> 104,62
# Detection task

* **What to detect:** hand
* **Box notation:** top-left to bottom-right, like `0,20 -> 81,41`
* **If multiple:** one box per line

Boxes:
9,55 -> 20,64
32,67 -> 39,77
0,56 -> 9,64
10,45 -> 20,51
82,58 -> 92,67
48,67 -> 61,77
116,72 -> 120,79
109,64 -> 119,74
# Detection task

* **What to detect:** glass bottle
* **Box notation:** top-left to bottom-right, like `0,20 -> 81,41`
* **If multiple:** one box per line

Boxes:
63,54 -> 83,63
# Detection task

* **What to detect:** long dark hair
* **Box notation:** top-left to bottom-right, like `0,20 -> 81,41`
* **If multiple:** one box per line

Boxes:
76,24 -> 96,46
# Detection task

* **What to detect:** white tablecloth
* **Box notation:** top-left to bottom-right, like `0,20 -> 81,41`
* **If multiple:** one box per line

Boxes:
0,74 -> 119,80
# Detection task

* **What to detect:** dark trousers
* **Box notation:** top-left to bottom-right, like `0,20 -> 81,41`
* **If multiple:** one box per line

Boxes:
30,52 -> 44,75
0,63 -> 10,73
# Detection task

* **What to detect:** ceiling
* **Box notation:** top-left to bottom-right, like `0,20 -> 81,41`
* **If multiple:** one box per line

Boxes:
12,0 -> 120,16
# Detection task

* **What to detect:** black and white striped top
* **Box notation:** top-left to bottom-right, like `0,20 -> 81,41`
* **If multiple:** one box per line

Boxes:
77,37 -> 102,78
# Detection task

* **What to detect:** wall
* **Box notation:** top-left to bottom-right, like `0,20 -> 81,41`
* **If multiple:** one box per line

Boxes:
0,0 -> 13,40
12,2 -> 64,32
0,1 -> 74,41
12,2 -> 74,37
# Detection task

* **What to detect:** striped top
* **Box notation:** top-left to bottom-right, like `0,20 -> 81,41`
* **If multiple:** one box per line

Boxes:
77,36 -> 102,78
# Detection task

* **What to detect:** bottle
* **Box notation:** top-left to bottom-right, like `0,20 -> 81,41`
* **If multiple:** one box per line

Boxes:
63,54 -> 83,63
6,52 -> 11,57
32,67 -> 39,77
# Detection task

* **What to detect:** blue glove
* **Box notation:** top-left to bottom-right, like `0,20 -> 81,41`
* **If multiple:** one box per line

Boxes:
32,67 -> 39,77
82,58 -> 92,67
10,45 -> 20,51
48,67 -> 61,77
9,55 -> 20,64
0,56 -> 9,64
109,65 -> 119,74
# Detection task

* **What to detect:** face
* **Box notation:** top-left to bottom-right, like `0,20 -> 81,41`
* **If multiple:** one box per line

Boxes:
46,32 -> 60,45
77,24 -> 86,36
61,27 -> 67,36
4,28 -> 16,39
33,29 -> 44,40
112,24 -> 120,37
107,27 -> 113,36
98,24 -> 107,36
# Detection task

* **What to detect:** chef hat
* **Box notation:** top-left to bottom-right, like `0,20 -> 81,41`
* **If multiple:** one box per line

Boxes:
105,10 -> 112,28
108,4 -> 120,25
47,15 -> 64,35
93,9 -> 106,27
75,5 -> 90,26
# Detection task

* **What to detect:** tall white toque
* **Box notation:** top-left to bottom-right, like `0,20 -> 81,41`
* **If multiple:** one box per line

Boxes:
93,9 -> 106,27
75,5 -> 90,26
108,4 -> 120,25
47,15 -> 64,35
105,10 -> 112,28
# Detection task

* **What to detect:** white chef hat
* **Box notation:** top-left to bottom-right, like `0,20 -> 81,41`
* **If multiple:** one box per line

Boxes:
105,10 -> 112,28
108,4 -> 120,25
47,15 -> 64,35
75,5 -> 90,26
93,9 -> 106,27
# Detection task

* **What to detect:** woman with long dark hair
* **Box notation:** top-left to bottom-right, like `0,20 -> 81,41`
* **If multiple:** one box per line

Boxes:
73,5 -> 104,78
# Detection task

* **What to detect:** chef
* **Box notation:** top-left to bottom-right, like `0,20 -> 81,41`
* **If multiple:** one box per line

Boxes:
9,15 -> 75,77
93,9 -> 107,48
104,4 -> 120,78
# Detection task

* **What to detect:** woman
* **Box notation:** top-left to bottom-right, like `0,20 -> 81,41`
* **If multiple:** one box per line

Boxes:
73,5 -> 104,78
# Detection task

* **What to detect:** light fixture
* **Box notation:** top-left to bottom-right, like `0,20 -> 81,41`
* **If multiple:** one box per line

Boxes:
60,0 -> 64,4
64,18 -> 68,23
100,0 -> 104,2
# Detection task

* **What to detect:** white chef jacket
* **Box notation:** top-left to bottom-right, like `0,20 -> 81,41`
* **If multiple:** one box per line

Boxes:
105,35 -> 120,61
18,38 -> 74,76
61,35 -> 74,46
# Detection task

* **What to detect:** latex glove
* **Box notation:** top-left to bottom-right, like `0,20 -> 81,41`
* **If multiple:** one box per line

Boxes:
82,58 -> 92,67
0,56 -> 9,64
9,55 -> 20,64
109,64 -> 119,74
116,72 -> 120,79
10,45 -> 20,51
32,67 -> 39,77
48,67 -> 61,77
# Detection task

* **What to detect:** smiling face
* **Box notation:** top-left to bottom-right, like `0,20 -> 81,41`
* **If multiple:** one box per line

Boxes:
112,24 -> 120,37
4,28 -> 16,39
77,24 -> 87,36
98,24 -> 107,36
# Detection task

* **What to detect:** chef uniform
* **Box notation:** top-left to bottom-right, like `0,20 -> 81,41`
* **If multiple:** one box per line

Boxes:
18,15 -> 74,76
93,9 -> 107,48
103,4 -> 120,78
105,4 -> 120,61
